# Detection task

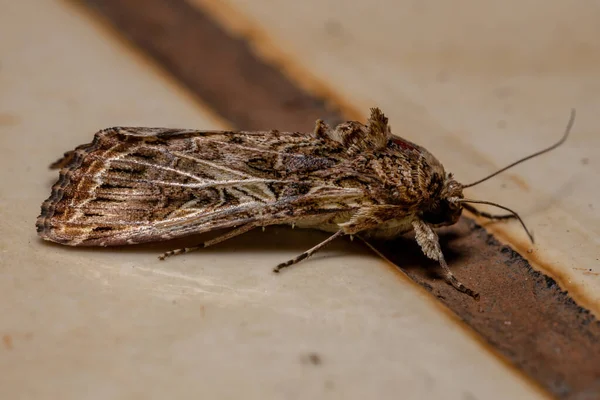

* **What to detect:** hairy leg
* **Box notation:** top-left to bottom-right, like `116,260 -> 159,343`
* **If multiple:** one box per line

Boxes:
412,219 -> 479,300
273,230 -> 344,273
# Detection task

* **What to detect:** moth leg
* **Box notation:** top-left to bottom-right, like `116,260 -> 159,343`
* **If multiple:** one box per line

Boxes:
463,203 -> 515,221
273,230 -> 344,273
158,223 -> 256,260
412,220 -> 480,300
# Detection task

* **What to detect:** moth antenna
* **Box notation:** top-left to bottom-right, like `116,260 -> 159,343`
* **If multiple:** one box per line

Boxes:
450,198 -> 534,243
462,108 -> 576,188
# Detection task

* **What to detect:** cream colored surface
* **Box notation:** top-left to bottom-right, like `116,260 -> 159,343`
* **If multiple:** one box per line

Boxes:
196,0 -> 600,312
0,1 -> 548,399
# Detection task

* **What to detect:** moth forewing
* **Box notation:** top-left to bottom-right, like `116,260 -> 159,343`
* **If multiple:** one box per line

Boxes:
38,108 -> 575,300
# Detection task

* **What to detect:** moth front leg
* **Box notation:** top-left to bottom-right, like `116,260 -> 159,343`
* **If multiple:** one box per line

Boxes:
412,219 -> 480,300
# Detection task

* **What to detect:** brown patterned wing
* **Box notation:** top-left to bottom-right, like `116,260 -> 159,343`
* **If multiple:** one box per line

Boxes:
37,127 -> 371,246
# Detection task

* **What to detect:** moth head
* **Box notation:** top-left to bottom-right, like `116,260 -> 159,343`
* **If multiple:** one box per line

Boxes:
421,173 -> 464,227
426,174 -> 533,242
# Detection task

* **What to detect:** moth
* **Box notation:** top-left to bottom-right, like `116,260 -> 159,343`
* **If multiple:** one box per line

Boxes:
37,108 -> 575,299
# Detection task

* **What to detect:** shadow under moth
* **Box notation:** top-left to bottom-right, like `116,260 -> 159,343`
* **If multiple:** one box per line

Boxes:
37,108 -> 575,299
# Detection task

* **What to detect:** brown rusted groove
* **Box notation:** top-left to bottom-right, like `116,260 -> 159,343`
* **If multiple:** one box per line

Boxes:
76,0 -> 342,132
76,1 -> 600,398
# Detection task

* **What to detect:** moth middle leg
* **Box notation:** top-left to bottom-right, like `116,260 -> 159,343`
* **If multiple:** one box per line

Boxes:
158,223 -> 257,260
273,206 -> 403,273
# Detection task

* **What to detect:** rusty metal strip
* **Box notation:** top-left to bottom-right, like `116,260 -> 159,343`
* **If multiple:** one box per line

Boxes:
75,0 -> 600,398
75,0 -> 340,131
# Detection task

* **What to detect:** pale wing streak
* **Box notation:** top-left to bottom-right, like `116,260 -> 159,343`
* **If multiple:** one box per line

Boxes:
225,141 -> 323,157
154,200 -> 265,228
229,185 -> 275,203
164,199 -> 205,219
223,142 -> 287,156
162,185 -> 276,220
61,220 -> 152,227
105,176 -> 287,190
308,185 -> 365,196
113,158 -> 206,183
168,151 -> 281,201
170,151 -> 257,180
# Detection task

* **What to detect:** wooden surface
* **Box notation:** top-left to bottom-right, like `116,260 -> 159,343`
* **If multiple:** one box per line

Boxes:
2,0 -> 599,399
